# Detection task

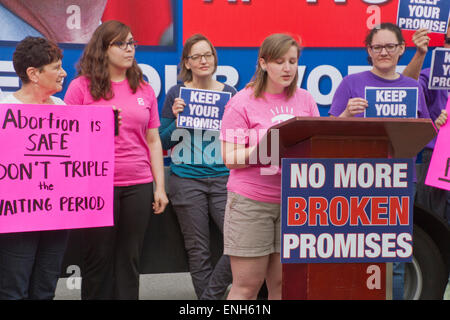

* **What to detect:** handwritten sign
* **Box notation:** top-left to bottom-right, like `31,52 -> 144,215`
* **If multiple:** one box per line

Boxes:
429,48 -> 450,90
177,87 -> 231,131
0,104 -> 114,233
425,99 -> 450,191
281,158 -> 414,264
397,0 -> 450,34
365,87 -> 418,118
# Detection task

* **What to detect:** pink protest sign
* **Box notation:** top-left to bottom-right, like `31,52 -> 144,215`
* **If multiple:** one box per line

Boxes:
425,99 -> 450,191
0,104 -> 114,233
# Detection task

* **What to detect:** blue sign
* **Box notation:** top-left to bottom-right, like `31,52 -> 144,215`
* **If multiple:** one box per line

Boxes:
176,87 -> 231,131
281,158 -> 414,264
429,48 -> 450,90
364,87 -> 418,118
397,0 -> 450,34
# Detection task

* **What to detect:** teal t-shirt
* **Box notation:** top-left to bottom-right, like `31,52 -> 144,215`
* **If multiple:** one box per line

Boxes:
159,83 -> 237,178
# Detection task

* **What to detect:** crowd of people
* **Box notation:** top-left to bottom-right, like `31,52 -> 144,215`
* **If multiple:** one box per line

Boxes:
0,19 -> 448,300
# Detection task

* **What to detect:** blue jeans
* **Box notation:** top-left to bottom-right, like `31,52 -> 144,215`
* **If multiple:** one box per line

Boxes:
393,262 -> 405,300
392,183 -> 416,300
0,230 -> 69,300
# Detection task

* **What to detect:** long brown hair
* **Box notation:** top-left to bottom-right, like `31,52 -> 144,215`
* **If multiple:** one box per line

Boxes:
247,33 -> 301,99
77,20 -> 144,101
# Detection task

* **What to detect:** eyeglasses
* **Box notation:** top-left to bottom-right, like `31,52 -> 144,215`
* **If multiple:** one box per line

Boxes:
187,53 -> 214,62
110,40 -> 138,50
369,43 -> 400,54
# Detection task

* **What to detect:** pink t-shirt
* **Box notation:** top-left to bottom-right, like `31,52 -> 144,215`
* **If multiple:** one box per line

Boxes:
220,87 -> 319,203
64,76 -> 160,186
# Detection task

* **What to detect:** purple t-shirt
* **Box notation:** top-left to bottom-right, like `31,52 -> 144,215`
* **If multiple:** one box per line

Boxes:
329,71 -> 430,119
419,68 -> 449,149
329,70 -> 430,182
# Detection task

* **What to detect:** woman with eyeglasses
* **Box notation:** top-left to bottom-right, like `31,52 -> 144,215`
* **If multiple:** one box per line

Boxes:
159,34 -> 236,300
330,22 -> 430,119
329,22 -> 432,300
64,20 -> 168,300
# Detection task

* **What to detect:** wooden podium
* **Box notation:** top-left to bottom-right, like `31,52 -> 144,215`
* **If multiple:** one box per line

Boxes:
265,117 -> 436,300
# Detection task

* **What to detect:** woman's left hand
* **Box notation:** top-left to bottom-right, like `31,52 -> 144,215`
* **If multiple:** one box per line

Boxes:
435,110 -> 448,130
153,188 -> 169,214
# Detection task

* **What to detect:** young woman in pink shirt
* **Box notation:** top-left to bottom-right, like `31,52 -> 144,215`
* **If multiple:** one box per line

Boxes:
64,20 -> 168,300
220,33 -> 320,300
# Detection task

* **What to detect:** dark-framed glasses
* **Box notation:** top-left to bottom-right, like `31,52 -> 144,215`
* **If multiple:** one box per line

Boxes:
110,40 -> 138,50
187,52 -> 214,62
369,43 -> 400,54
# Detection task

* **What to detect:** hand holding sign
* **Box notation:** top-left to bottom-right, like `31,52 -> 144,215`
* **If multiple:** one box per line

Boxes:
172,97 -> 186,118
435,109 -> 448,130
342,97 -> 368,117
412,28 -> 431,54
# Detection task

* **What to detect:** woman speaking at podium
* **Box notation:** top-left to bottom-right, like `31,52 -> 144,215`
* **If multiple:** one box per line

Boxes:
220,33 -> 320,300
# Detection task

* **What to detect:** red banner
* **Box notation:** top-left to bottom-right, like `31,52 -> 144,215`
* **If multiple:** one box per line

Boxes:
183,0 -> 445,48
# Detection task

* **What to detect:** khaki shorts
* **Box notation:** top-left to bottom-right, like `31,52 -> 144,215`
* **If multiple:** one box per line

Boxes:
224,191 -> 281,257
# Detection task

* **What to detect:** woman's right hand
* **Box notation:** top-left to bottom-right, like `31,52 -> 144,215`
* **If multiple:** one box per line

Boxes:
172,98 -> 186,117
412,28 -> 430,55
341,98 -> 368,117
435,109 -> 448,130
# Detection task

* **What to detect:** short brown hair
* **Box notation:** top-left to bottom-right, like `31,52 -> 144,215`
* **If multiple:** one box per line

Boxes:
247,33 -> 301,99
13,36 -> 63,84
179,34 -> 218,82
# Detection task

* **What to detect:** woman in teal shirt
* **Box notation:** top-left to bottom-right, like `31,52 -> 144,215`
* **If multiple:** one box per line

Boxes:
159,34 -> 236,300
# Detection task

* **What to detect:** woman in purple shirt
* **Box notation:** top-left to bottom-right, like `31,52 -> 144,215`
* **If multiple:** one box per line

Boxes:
330,23 -> 430,301
329,23 -> 429,119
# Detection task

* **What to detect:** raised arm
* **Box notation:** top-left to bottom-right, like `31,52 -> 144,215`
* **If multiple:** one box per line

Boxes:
402,29 -> 430,80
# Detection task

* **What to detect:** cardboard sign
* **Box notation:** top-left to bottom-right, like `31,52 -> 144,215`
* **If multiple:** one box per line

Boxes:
397,0 -> 450,34
281,158 -> 414,264
425,98 -> 450,191
177,87 -> 231,131
0,104 -> 114,233
365,87 -> 418,118
429,48 -> 450,90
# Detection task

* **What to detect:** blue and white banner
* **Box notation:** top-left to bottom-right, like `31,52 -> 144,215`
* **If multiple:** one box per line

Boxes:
281,158 -> 414,264
397,0 -> 450,34
429,48 -> 450,90
176,87 -> 231,131
365,87 -> 418,118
